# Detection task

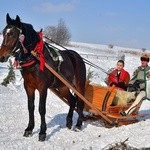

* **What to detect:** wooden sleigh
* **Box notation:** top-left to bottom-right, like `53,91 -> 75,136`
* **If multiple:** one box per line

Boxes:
32,51 -> 149,127
84,82 -> 148,127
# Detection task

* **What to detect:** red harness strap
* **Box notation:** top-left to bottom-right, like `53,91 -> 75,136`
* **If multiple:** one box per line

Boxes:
33,32 -> 45,71
13,59 -> 36,68
21,60 -> 36,67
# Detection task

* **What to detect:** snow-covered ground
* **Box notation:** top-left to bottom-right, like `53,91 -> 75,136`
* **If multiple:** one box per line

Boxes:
0,35 -> 150,149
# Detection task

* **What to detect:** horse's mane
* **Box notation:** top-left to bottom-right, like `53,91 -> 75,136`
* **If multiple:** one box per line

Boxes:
21,22 -> 40,51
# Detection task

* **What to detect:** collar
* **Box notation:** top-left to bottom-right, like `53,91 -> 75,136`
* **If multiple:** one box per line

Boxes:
21,60 -> 36,67
14,32 -> 44,70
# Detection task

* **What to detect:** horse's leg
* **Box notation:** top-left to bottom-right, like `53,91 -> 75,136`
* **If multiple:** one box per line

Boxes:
23,87 -> 35,137
66,92 -> 76,129
74,79 -> 85,130
38,88 -> 47,141
76,98 -> 84,129
58,87 -> 76,129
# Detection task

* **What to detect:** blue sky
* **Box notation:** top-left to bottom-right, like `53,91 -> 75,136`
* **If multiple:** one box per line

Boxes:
0,0 -> 150,49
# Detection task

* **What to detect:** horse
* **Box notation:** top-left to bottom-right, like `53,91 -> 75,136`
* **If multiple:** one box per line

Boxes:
0,13 -> 86,141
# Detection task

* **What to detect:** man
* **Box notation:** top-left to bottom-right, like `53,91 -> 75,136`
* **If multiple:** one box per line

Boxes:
107,60 -> 130,91
120,54 -> 150,116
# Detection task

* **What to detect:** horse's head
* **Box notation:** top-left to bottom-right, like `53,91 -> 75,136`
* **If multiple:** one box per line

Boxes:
0,13 -> 22,62
0,13 -> 39,63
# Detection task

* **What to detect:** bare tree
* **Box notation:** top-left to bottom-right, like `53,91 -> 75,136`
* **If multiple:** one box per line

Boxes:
141,48 -> 146,52
43,18 -> 71,45
44,26 -> 57,43
108,44 -> 114,49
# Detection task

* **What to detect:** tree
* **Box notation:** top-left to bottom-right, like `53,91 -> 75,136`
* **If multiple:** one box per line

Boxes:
43,18 -> 71,45
1,59 -> 16,87
108,44 -> 114,49
86,67 -> 95,81
141,48 -> 146,52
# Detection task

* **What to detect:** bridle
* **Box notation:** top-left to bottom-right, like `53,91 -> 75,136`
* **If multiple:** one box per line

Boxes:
2,26 -> 22,55
2,25 -> 38,67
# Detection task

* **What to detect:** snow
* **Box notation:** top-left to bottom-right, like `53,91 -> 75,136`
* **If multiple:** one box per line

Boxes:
0,35 -> 150,149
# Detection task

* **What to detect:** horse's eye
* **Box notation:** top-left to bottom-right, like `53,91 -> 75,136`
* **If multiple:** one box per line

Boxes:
7,32 -> 15,37
7,33 -> 11,36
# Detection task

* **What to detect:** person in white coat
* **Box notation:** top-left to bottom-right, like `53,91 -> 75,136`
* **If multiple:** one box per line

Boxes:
120,54 -> 150,116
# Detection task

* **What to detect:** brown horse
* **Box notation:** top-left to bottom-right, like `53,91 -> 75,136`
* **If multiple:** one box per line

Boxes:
0,14 -> 86,141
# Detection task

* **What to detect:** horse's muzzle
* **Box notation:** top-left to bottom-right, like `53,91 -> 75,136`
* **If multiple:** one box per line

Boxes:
0,56 -> 9,62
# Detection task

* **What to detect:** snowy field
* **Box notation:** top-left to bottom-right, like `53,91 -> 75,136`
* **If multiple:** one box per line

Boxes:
0,36 -> 150,149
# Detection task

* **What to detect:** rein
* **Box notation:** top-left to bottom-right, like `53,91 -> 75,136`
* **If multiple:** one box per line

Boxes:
43,36 -> 129,84
43,36 -> 110,75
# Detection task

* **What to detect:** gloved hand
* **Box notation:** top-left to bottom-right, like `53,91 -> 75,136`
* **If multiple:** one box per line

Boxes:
127,81 -> 140,89
117,82 -> 125,88
133,79 -> 144,87
127,80 -> 144,92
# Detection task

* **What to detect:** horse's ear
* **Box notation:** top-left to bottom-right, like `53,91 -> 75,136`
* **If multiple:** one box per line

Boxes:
6,13 -> 12,24
16,15 -> 21,24
15,15 -> 21,28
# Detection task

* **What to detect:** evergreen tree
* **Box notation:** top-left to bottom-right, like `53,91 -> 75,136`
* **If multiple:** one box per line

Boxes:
1,59 -> 16,87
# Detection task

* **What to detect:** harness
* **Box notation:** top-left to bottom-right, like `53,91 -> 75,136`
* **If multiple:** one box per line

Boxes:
8,26 -> 63,73
13,31 -> 45,70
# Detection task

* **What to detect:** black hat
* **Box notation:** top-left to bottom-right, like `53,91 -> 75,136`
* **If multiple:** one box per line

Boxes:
140,54 -> 149,62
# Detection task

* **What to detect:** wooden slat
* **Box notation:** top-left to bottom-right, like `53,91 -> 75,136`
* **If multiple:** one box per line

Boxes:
84,83 -> 116,111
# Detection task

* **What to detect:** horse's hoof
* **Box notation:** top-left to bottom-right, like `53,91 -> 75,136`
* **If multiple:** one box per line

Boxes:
23,131 -> 32,137
66,122 -> 72,129
75,121 -> 82,130
73,127 -> 81,132
39,133 -> 46,141
66,119 -> 72,129
75,125 -> 82,130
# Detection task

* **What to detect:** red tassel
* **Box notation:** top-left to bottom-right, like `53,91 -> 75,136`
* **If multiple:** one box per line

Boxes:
34,32 -> 45,71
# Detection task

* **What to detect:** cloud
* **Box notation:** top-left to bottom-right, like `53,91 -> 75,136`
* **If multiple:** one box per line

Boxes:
34,2 -> 75,13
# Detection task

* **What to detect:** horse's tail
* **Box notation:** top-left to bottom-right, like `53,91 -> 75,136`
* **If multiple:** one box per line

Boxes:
66,50 -> 86,96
